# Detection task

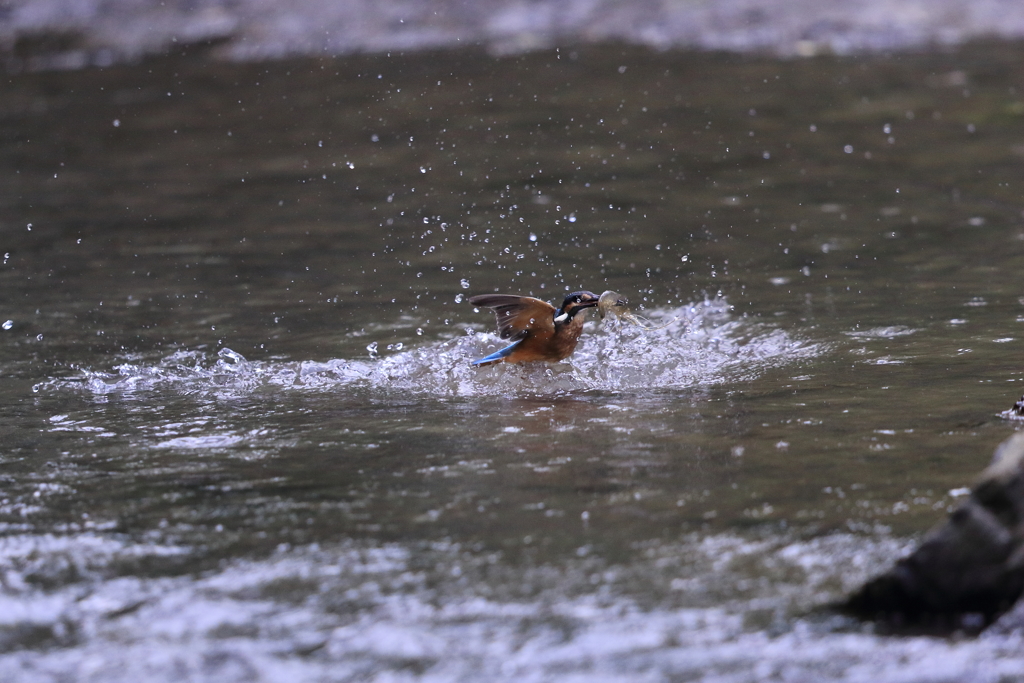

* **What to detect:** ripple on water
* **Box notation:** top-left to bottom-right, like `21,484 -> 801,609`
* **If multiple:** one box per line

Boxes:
843,325 -> 919,340
3,531 -> 1024,682
34,297 -> 825,399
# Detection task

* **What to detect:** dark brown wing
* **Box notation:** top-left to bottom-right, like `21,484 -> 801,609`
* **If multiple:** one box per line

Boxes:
468,294 -> 556,340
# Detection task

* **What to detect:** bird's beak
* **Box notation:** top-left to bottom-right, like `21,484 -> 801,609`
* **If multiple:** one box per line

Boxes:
579,294 -> 600,309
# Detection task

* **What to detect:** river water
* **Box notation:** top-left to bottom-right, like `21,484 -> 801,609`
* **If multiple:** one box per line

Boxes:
3,42 -> 1024,681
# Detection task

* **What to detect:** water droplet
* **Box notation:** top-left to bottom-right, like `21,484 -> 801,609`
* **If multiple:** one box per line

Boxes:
1,320 -> 12,330
883,123 -> 892,134
366,341 -> 378,357
346,161 -> 355,169
460,279 -> 470,289
529,233 -> 537,242
318,140 -> 323,147
36,334 -> 43,341
419,166 -> 427,173
843,145 -> 854,154
112,119 -> 120,127
416,328 -> 423,336
455,293 -> 464,303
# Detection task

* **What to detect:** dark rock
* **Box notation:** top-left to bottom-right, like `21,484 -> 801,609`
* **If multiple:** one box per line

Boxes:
1010,395 -> 1024,417
844,432 -> 1024,634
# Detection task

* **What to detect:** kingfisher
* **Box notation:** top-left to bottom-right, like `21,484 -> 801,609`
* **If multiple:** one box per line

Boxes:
468,290 -> 601,366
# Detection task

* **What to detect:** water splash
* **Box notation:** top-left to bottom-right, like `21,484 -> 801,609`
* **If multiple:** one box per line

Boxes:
35,297 -> 825,399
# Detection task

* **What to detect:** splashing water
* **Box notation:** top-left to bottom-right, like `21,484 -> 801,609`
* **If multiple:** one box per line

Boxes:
35,297 -> 825,399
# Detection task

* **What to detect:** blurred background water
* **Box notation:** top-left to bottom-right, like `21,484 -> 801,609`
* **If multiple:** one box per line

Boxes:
3,27 -> 1024,683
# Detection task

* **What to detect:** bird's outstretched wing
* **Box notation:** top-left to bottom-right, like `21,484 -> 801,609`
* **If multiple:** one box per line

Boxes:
468,294 -> 555,340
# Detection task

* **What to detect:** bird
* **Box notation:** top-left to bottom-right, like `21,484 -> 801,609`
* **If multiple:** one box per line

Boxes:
468,290 -> 600,366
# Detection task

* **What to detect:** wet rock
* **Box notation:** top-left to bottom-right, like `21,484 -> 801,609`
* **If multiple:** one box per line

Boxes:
5,0 -> 1024,70
1006,394 -> 1024,418
845,432 -> 1024,633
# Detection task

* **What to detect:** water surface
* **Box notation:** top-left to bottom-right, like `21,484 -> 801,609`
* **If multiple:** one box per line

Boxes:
4,43 -> 1024,681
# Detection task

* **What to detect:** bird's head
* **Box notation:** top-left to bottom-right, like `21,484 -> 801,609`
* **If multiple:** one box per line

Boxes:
553,290 -> 600,323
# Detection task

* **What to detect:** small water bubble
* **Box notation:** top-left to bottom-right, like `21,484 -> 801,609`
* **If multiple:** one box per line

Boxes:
455,293 -> 464,303
36,334 -> 43,341
2,320 -> 12,330
460,279 -> 470,289
416,328 -> 423,335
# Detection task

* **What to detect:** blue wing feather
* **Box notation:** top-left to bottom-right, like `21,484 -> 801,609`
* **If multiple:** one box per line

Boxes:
471,339 -> 522,366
